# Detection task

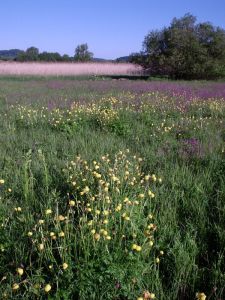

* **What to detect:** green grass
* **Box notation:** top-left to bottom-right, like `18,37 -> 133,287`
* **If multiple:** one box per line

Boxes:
0,78 -> 225,300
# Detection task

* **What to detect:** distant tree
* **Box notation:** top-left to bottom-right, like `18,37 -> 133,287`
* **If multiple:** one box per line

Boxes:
62,54 -> 71,62
74,43 -> 93,62
38,51 -> 50,61
133,13 -> 225,79
16,51 -> 27,62
16,48 -> 73,62
26,47 -> 39,61
39,52 -> 63,62
49,52 -> 62,62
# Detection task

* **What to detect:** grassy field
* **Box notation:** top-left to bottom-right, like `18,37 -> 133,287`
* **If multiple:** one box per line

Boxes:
0,77 -> 225,300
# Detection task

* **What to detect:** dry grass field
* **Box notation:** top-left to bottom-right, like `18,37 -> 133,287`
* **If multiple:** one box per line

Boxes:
0,61 -> 143,76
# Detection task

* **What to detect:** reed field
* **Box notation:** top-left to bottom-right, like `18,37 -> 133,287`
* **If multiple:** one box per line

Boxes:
0,77 -> 225,300
0,62 -> 142,76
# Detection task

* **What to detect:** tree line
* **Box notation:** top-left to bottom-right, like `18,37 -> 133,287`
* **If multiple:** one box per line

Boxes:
130,13 -> 225,79
15,43 -> 93,62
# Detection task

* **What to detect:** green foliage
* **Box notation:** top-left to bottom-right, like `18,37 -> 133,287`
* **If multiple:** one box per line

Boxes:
16,48 -> 73,62
74,43 -> 93,62
133,13 -> 225,79
39,51 -> 62,62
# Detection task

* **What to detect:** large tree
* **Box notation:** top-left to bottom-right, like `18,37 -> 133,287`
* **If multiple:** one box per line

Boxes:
131,13 -> 225,79
74,43 -> 93,62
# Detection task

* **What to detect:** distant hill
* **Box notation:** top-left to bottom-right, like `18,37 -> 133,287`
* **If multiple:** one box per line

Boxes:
93,58 -> 114,62
116,56 -> 130,62
0,49 -> 23,60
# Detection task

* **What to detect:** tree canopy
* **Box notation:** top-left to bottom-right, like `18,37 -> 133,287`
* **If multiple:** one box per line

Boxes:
74,43 -> 93,62
131,13 -> 225,79
16,47 -> 73,62
15,44 -> 94,62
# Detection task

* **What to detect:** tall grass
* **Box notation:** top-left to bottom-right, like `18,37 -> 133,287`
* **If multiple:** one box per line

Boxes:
0,79 -> 225,299
0,62 -> 142,76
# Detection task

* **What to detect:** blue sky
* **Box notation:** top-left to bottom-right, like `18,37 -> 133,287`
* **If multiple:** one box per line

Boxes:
1,0 -> 225,59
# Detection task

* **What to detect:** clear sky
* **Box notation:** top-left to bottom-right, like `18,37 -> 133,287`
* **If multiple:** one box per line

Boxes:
1,0 -> 225,59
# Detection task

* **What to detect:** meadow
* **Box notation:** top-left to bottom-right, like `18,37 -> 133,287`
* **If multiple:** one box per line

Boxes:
0,77 -> 225,300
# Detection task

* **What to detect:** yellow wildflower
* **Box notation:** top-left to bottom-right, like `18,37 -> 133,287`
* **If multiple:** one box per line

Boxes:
94,233 -> 101,241
151,174 -> 157,182
149,241 -> 154,247
136,245 -> 142,252
16,268 -> 24,276
196,292 -> 206,300
156,257 -> 160,263
44,284 -> 52,293
148,190 -> 155,198
14,207 -> 22,212
57,215 -> 65,221
69,200 -> 75,207
59,231 -> 65,237
12,283 -> 19,290
132,244 -> 137,250
39,243 -> 44,251
62,263 -> 68,270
